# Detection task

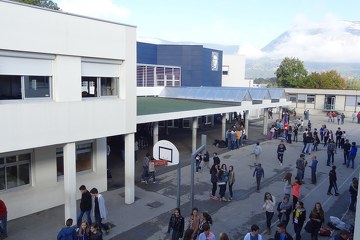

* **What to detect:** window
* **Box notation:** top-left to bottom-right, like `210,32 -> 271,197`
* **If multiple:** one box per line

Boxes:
0,152 -> 31,190
346,96 -> 356,106
222,65 -> 229,75
136,65 -> 181,87
0,75 -> 51,100
307,95 -> 315,103
297,94 -> 306,103
81,77 -> 118,98
287,94 -> 297,102
56,142 -> 93,177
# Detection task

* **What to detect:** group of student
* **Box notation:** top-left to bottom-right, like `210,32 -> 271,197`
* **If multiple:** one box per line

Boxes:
57,185 -> 111,240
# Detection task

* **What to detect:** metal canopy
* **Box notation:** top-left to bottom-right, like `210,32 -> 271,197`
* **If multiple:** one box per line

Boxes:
247,88 -> 271,100
159,86 -> 253,102
268,88 -> 286,99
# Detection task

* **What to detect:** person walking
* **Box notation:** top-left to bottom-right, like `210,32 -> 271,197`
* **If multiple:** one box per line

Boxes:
273,222 -> 293,240
167,208 -> 185,240
253,142 -> 262,166
283,172 -> 292,197
277,195 -> 292,227
326,140 -> 336,166
195,153 -> 202,173
57,218 -> 77,240
309,155 -> 318,184
0,199 -> 7,239
277,140 -> 287,166
327,166 -> 339,196
89,188 -> 111,234
253,164 -> 265,191
148,159 -> 157,183
293,201 -> 306,240
187,208 -> 200,240
243,224 -> 263,240
141,153 -> 150,183
349,177 -> 358,212
292,177 -> 302,209
77,185 -> 92,228
198,212 -> 213,237
309,202 -> 324,240
228,165 -> 235,201
347,141 -> 357,168
263,192 -> 276,235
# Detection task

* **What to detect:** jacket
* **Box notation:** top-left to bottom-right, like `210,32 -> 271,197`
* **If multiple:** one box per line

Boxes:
80,190 -> 92,212
329,169 -> 337,182
93,194 -> 108,219
296,158 -> 305,170
243,232 -> 263,240
293,208 -> 306,227
57,227 -> 77,240
277,144 -> 286,154
167,214 -> 185,237
273,231 -> 293,240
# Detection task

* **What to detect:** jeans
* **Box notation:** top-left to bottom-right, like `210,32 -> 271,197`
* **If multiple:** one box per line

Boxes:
219,184 -> 226,198
77,210 -> 92,227
343,152 -> 349,164
327,151 -> 334,165
141,166 -> 148,181
256,176 -> 261,190
347,155 -> 355,168
294,223 -> 303,240
211,182 -> 217,196
0,215 -> 7,237
228,183 -> 234,198
265,211 -> 274,228
94,212 -> 109,232
311,169 -> 317,184
278,153 -> 284,164
328,180 -> 338,194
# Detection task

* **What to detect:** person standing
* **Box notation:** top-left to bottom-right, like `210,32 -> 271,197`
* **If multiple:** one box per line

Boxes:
277,196 -> 292,227
89,224 -> 102,240
167,208 -> 185,240
213,152 -> 220,166
228,165 -> 235,201
273,222 -> 293,240
90,188 -> 110,234
187,208 -> 200,240
309,155 -> 318,184
217,165 -> 228,201
0,199 -> 7,239
292,177 -> 302,209
202,151 -> 210,170
352,111 -> 356,123
77,185 -> 92,228
327,166 -> 339,196
198,223 -> 215,240
349,177 -> 358,212
295,154 -> 306,182
277,140 -> 287,166
326,140 -> 336,166
148,159 -> 156,183
243,224 -> 263,240
253,164 -> 265,191
343,139 -> 351,165
210,164 -> 219,200
283,172 -> 292,197
141,153 -> 150,183
309,202 -> 324,240
335,127 -> 342,148
253,142 -> 262,166
198,212 -> 213,237
293,201 -> 306,240
57,218 -> 77,240
347,141 -> 357,169
263,192 -> 276,235
195,153 -> 202,173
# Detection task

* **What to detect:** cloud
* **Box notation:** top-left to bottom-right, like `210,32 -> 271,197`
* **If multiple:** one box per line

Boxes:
237,44 -> 265,59
58,0 -> 131,22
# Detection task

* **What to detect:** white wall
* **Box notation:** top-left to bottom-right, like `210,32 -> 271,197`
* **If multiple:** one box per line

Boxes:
222,54 -> 248,87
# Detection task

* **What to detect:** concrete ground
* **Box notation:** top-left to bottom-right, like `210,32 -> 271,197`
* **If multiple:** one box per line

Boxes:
6,114 -> 359,240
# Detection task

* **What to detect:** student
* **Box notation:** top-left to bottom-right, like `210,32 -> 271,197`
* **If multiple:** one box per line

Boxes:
0,199 -> 7,239
253,142 -> 262,166
327,166 -> 339,196
77,185 -> 92,227
243,224 -> 263,240
198,223 -> 215,240
347,142 -> 357,168
76,220 -> 90,240
148,159 -> 157,183
273,222 -> 293,240
89,224 -> 103,240
263,192 -> 276,235
89,188 -> 111,234
293,201 -> 306,240
277,196 -> 292,227
57,218 -> 77,240
228,165 -> 235,201
220,232 -> 230,240
309,155 -> 318,184
349,177 -> 358,212
309,202 -> 324,240
277,140 -> 287,166
167,208 -> 185,240
253,164 -> 265,191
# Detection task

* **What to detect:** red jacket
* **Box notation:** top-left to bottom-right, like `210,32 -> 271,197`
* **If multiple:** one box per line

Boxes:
0,200 -> 7,217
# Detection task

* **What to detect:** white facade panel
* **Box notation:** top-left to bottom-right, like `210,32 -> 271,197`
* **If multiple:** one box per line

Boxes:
0,56 -> 52,75
82,61 -> 121,77
222,54 -> 248,87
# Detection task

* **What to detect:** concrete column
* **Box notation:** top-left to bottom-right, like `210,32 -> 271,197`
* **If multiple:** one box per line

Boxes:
192,117 -> 198,152
124,133 -> 135,204
278,107 -> 282,120
63,142 -> 77,222
221,113 -> 226,140
245,110 -> 249,139
153,122 -> 159,144
263,108 -> 268,135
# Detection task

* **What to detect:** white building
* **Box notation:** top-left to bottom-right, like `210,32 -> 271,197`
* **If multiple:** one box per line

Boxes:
222,54 -> 252,87
0,0 -> 136,220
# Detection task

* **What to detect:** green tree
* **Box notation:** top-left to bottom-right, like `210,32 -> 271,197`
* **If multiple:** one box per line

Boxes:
275,57 -> 308,88
14,0 -> 60,10
346,78 -> 360,90
303,70 -> 346,89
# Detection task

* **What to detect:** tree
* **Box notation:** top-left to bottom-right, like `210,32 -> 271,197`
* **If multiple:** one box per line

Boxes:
275,57 -> 308,88
346,78 -> 360,90
14,0 -> 60,10
304,70 -> 346,89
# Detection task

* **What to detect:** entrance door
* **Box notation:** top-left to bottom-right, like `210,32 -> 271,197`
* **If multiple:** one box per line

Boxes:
324,95 -> 335,110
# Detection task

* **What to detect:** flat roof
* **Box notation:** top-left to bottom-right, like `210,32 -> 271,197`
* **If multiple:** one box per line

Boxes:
137,97 -> 239,116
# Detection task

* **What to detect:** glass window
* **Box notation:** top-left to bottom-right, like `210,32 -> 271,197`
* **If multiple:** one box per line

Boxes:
298,94 -> 306,103
0,75 -> 21,100
287,94 -> 297,102
82,77 -> 118,98
174,68 -> 181,80
24,76 -> 50,98
100,77 -> 118,96
56,142 -> 93,177
0,152 -> 31,191
307,95 -> 315,103
156,67 -> 164,80
82,77 -> 97,97
222,65 -> 229,75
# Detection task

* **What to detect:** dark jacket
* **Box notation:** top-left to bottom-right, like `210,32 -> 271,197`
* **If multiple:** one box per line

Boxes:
80,190 -> 92,212
167,214 -> 185,238
293,208 -> 306,227
277,144 -> 286,154
329,169 -> 337,182
57,227 -> 77,240
273,231 -> 293,240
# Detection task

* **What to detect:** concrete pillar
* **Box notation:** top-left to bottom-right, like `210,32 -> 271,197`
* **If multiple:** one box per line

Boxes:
192,117 -> 198,152
221,113 -> 226,140
124,133 -> 135,204
263,108 -> 268,135
245,110 -> 249,139
63,142 -> 77,223
278,106 -> 282,120
153,122 -> 159,144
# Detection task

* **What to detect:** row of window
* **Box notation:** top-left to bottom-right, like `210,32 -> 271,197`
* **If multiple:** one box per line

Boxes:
0,75 -> 118,100
0,143 -> 93,191
287,94 -> 315,103
137,65 -> 181,87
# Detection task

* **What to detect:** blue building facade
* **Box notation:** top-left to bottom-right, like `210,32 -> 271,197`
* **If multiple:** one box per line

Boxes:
137,42 -> 223,87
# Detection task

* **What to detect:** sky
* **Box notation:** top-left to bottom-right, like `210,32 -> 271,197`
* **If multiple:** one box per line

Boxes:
54,0 -> 360,61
